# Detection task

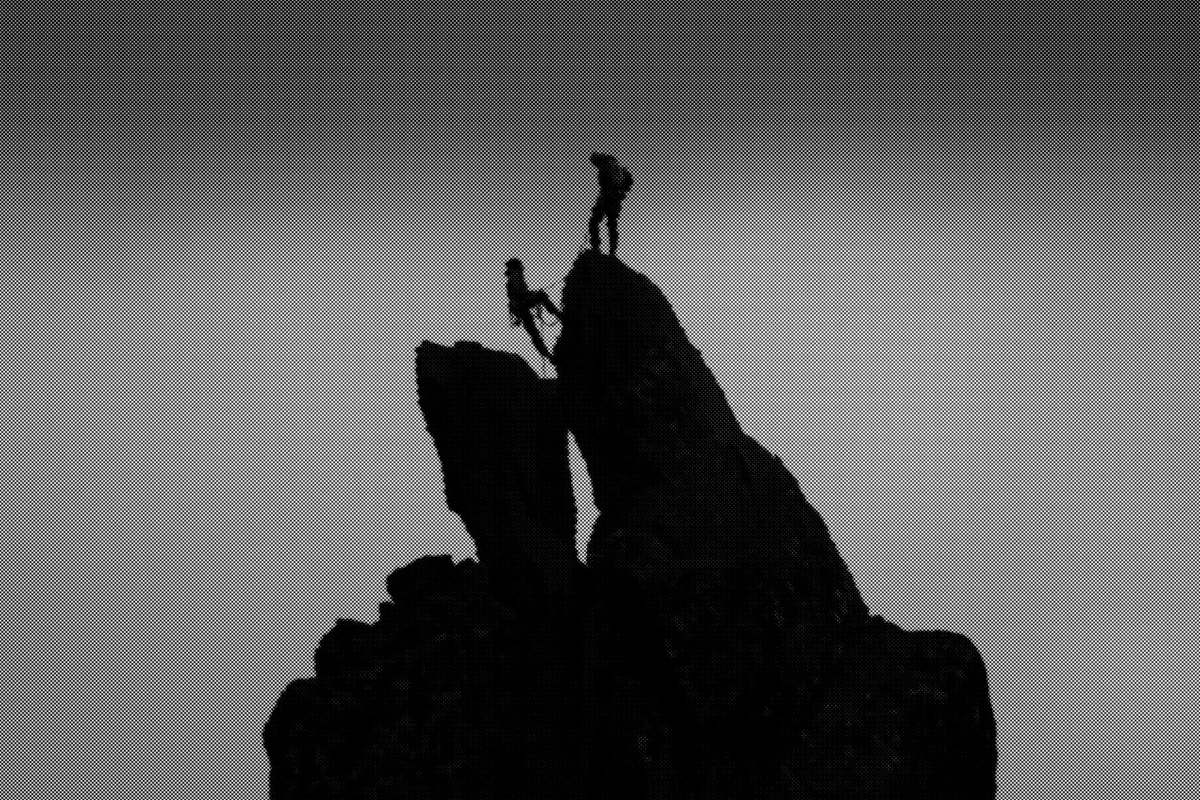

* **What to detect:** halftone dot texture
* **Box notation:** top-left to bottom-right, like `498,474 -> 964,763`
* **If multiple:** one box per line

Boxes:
0,16 -> 1194,800
658,76 -> 1196,799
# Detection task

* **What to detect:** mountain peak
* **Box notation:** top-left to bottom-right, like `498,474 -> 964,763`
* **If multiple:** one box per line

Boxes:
264,248 -> 996,799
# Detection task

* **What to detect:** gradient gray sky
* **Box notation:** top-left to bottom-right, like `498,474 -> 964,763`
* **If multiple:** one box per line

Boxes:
0,16 -> 1193,798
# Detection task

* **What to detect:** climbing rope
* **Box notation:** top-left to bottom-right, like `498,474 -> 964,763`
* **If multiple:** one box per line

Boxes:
509,280 -> 564,377
536,288 -> 563,377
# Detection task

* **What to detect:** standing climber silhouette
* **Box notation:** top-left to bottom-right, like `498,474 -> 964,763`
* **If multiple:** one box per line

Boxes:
589,153 -> 633,255
506,258 -> 562,364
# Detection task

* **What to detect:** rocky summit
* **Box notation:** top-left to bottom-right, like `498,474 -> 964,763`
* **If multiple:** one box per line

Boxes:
264,250 -> 997,799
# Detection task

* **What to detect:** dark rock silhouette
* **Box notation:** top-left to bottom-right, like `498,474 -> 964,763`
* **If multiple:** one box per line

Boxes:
264,251 -> 997,798
414,340 -> 577,612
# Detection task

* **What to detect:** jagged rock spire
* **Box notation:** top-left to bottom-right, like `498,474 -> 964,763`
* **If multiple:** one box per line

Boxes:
264,250 -> 997,800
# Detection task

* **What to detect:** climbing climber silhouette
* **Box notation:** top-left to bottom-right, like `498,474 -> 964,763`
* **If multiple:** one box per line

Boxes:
589,153 -> 633,255
506,258 -> 562,364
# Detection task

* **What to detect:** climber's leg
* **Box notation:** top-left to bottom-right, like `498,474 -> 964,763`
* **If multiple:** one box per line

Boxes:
589,197 -> 605,252
533,290 -> 562,320
606,197 -> 622,255
521,316 -> 556,363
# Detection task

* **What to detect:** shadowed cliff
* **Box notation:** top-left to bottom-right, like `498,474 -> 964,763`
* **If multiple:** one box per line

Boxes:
414,340 -> 578,612
264,250 -> 997,799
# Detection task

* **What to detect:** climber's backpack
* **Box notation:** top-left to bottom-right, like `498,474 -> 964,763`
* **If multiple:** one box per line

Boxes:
611,163 -> 633,193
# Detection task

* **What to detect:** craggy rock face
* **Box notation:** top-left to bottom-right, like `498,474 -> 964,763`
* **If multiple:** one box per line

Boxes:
553,251 -> 882,794
263,555 -> 590,800
415,340 -> 579,610
264,250 -> 996,800
555,250 -> 865,610
554,251 -> 746,515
